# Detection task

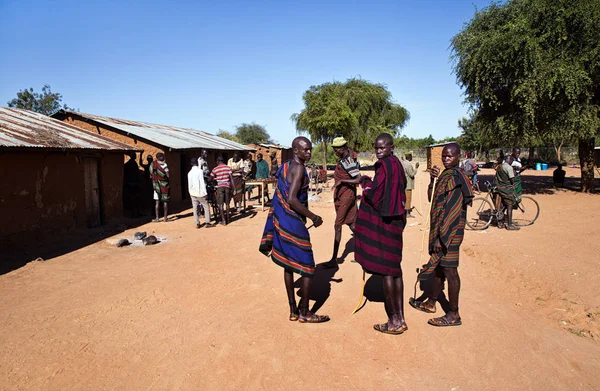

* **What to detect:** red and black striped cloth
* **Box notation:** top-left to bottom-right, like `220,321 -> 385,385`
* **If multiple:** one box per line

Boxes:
418,166 -> 473,280
354,155 -> 407,277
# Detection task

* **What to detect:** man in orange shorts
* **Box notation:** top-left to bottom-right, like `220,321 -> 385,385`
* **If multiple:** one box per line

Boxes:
324,137 -> 360,269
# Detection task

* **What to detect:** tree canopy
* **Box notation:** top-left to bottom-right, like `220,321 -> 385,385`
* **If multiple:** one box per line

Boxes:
216,130 -> 240,143
7,85 -> 73,115
451,0 -> 600,192
234,123 -> 272,144
292,78 -> 409,168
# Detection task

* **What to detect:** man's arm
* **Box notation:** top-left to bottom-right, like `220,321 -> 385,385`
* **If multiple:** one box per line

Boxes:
287,163 -> 322,227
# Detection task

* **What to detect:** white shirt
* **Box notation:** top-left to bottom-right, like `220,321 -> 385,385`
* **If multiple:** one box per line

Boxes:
188,166 -> 207,198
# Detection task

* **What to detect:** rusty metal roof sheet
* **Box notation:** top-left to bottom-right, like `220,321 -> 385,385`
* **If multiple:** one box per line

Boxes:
0,107 -> 139,151
55,110 -> 254,151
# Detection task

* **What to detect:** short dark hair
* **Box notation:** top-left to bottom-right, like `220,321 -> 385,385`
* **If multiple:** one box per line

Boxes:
156,152 -> 165,160
190,157 -> 198,166
375,133 -> 394,146
217,156 -> 224,163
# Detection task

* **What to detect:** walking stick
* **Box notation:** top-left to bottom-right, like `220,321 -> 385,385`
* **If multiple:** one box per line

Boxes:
413,175 -> 438,301
352,270 -> 367,314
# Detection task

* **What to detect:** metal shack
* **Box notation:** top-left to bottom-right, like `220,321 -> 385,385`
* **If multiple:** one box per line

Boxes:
52,110 -> 254,202
0,107 -> 140,246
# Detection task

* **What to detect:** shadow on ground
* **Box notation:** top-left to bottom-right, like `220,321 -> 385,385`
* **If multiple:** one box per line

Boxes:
0,201 -> 193,276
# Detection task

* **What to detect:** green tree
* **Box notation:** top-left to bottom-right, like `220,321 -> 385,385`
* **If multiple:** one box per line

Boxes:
7,85 -> 73,115
235,123 -> 272,144
451,0 -> 600,192
292,78 -> 409,169
216,129 -> 240,143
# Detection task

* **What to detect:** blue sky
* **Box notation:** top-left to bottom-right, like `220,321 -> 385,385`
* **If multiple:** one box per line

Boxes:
0,0 -> 491,146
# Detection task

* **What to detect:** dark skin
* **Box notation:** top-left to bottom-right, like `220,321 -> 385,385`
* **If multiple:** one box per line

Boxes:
283,137 -> 328,322
512,147 -> 526,173
495,155 -> 518,229
422,143 -> 462,324
324,145 -> 359,268
369,135 -> 408,332
256,153 -> 270,201
230,152 -> 244,209
154,154 -> 170,222
211,158 -> 235,225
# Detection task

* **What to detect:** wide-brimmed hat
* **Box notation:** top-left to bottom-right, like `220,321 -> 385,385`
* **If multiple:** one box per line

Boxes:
331,137 -> 348,148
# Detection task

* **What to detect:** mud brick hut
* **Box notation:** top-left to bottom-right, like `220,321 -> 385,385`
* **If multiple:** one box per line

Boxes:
246,143 -> 292,167
53,110 -> 254,202
0,107 -> 140,246
427,142 -> 455,171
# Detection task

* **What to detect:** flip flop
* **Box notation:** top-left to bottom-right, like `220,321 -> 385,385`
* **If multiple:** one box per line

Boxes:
373,323 -> 408,335
298,312 -> 330,324
409,297 -> 436,314
428,314 -> 462,327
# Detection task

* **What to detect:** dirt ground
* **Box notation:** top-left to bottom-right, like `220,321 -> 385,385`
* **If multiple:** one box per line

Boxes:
1,166 -> 599,390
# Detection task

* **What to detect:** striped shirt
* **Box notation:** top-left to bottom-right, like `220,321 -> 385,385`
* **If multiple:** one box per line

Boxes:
211,164 -> 232,188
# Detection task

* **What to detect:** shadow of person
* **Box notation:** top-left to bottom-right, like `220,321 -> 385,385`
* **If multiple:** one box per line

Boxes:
295,266 -> 341,313
337,236 -> 355,265
411,275 -> 450,313
364,275 -> 385,302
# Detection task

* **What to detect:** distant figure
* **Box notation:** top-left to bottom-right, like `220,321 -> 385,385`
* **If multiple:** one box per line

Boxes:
123,152 -> 141,217
210,156 -> 235,225
151,152 -> 170,222
188,157 -> 214,228
228,152 -> 245,212
259,136 -> 329,324
553,163 -> 566,188
324,136 -> 360,269
355,133 -> 408,334
254,153 -> 271,202
401,151 -> 419,218
244,153 -> 255,200
410,143 -> 473,328
493,155 -> 520,230
269,152 -> 279,178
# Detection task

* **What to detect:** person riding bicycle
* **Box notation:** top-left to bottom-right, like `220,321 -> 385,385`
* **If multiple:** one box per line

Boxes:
461,153 -> 478,189
493,154 -> 521,230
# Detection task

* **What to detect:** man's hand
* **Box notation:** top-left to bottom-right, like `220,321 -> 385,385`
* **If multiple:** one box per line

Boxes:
311,214 -> 323,228
430,165 -> 440,180
433,238 -> 442,253
416,162 -> 420,169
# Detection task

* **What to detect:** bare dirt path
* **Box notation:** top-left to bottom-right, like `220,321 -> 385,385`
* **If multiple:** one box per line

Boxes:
1,167 -> 599,390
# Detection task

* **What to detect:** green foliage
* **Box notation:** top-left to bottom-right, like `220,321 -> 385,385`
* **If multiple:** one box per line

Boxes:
451,0 -> 600,191
292,78 -> 409,167
216,129 -> 241,143
394,134 -> 437,150
235,122 -> 272,144
309,142 -> 337,165
7,85 -> 73,115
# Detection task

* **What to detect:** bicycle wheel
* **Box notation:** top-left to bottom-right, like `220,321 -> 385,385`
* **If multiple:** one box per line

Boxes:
513,196 -> 540,226
466,197 -> 494,230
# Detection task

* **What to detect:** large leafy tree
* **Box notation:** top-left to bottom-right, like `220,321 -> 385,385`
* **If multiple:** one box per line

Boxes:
7,85 -> 73,115
235,123 -> 272,144
216,129 -> 240,143
292,78 -> 409,169
451,0 -> 600,192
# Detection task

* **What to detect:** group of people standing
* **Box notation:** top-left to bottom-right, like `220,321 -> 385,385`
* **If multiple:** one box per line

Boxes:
259,135 -> 473,334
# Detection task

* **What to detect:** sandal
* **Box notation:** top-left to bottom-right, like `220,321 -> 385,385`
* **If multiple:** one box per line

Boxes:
409,297 -> 436,313
289,302 -> 299,322
428,314 -> 462,327
373,323 -> 408,335
506,225 -> 520,231
298,306 -> 330,323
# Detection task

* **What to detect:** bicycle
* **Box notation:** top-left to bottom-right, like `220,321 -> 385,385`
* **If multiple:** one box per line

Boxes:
466,180 -> 540,230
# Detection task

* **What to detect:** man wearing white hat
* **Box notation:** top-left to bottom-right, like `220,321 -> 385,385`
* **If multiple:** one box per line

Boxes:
324,136 -> 360,269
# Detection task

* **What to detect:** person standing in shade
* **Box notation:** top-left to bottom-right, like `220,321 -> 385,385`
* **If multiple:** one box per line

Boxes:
254,153 -> 271,202
151,152 -> 170,222
269,152 -> 279,178
401,151 -> 419,218
188,158 -> 214,228
210,156 -> 235,225
324,137 -> 360,269
228,152 -> 245,212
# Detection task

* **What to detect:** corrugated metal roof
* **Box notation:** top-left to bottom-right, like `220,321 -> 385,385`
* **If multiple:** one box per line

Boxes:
258,143 -> 291,149
428,141 -> 456,148
0,107 -> 139,151
55,110 -> 254,151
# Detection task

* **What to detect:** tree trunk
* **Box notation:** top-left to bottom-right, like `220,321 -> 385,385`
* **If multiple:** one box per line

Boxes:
578,137 -> 595,193
554,140 -> 564,163
528,146 -> 535,166
322,139 -> 329,188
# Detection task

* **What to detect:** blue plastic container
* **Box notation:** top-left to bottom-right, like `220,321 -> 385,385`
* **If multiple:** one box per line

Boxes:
535,162 -> 542,170
541,163 -> 548,170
